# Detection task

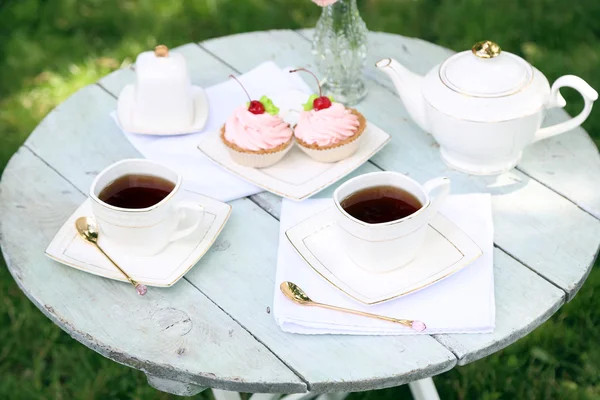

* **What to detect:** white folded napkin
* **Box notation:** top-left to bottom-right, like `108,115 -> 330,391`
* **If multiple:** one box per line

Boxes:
111,61 -> 312,202
274,194 -> 495,335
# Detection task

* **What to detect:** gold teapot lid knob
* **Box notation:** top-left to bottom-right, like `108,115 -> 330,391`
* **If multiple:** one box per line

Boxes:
154,45 -> 169,57
472,40 -> 501,58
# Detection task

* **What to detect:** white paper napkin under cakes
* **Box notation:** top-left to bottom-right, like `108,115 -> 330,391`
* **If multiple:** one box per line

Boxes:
273,194 -> 495,335
111,62 -> 313,202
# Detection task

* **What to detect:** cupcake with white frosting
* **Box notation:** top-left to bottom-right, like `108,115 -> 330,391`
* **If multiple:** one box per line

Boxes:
221,76 -> 293,168
290,68 -> 366,163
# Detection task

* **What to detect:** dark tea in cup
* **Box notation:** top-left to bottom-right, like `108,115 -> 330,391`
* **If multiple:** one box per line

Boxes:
98,174 -> 175,209
340,185 -> 422,224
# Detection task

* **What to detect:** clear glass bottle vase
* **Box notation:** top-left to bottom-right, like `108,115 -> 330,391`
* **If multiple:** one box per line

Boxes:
312,0 -> 368,105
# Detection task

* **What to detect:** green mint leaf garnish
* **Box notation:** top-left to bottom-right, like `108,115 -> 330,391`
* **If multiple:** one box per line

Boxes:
259,95 -> 280,116
303,94 -> 319,111
328,95 -> 334,102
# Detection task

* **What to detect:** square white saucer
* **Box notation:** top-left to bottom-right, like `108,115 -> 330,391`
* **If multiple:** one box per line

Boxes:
116,85 -> 210,135
285,207 -> 483,305
197,90 -> 391,201
45,190 -> 231,286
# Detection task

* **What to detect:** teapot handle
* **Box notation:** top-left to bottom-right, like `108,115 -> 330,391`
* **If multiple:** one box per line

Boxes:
535,75 -> 598,142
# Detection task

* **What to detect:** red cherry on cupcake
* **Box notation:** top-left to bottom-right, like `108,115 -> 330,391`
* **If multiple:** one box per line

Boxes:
248,100 -> 265,114
289,68 -> 331,111
230,75 -> 265,115
313,96 -> 332,111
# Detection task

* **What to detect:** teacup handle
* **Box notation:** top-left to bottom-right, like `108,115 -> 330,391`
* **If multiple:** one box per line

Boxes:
423,177 -> 451,217
169,201 -> 205,243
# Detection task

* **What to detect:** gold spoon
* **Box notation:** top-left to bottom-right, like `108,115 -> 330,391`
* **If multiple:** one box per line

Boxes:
75,216 -> 147,296
280,281 -> 426,331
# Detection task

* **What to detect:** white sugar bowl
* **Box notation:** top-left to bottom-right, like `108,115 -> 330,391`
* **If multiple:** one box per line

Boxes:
377,40 -> 598,175
129,45 -> 194,132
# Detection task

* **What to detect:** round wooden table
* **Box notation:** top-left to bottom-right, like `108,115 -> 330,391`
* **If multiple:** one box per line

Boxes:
1,31 -> 599,399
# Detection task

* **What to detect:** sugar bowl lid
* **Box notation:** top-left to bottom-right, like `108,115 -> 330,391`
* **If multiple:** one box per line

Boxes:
439,40 -> 534,97
136,45 -> 190,79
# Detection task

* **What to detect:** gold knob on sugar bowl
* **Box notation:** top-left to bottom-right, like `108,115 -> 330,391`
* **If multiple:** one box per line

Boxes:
154,45 -> 169,57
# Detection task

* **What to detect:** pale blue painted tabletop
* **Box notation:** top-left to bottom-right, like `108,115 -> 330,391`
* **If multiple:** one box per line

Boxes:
1,31 -> 599,396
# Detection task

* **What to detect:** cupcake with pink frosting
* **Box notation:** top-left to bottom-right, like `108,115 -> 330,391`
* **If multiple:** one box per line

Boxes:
290,69 -> 366,163
221,76 -> 293,168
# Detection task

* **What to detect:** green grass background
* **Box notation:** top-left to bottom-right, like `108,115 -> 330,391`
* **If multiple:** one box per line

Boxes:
1,0 -> 599,399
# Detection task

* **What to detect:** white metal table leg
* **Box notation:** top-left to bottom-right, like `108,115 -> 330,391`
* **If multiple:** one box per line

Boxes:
212,389 -> 243,400
314,393 -> 350,400
408,377 -> 440,400
278,393 -> 319,400
216,379 -> 437,400
250,394 -> 284,400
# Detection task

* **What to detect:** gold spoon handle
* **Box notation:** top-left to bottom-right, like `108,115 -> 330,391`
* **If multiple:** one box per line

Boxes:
312,302 -> 414,328
94,243 -> 139,287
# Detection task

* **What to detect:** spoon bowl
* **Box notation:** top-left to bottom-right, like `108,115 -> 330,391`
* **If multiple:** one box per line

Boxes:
75,216 -> 99,243
280,281 -> 312,304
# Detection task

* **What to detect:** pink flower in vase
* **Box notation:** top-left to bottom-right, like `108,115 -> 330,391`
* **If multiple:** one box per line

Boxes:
312,0 -> 339,6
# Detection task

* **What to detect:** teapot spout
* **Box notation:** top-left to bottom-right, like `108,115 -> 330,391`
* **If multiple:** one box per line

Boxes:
376,58 -> 429,132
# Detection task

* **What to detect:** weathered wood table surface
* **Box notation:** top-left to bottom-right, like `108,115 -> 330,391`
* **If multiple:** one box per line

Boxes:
1,30 -> 599,399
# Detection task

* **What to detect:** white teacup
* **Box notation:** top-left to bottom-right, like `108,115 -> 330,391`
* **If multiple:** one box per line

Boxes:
333,172 -> 450,273
90,159 -> 204,256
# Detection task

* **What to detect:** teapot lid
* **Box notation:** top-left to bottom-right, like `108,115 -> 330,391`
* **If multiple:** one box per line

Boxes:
439,40 -> 534,97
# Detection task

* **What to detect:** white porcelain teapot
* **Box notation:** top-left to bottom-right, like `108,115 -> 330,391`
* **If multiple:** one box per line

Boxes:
377,40 -> 598,175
